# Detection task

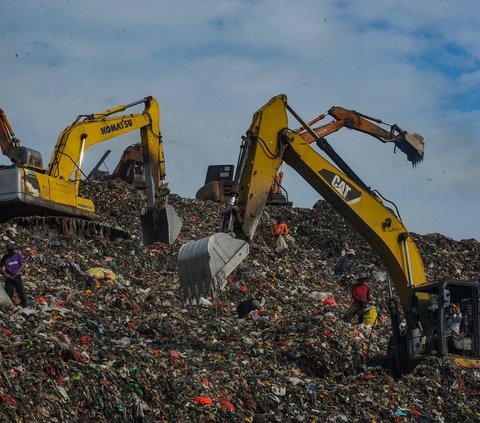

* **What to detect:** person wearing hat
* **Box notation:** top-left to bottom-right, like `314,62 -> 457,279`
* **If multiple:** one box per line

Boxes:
0,242 -> 28,308
343,274 -> 372,322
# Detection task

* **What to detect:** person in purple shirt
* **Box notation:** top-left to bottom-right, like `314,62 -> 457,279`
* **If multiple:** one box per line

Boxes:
0,242 -> 27,307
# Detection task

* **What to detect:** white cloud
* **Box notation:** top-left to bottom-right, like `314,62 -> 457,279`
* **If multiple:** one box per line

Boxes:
1,0 -> 479,240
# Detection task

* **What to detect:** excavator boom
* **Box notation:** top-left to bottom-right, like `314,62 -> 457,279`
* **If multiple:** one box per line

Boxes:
178,95 -> 426,306
0,108 -> 18,157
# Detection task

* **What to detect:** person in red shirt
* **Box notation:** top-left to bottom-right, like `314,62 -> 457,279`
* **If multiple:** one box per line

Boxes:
343,274 -> 372,322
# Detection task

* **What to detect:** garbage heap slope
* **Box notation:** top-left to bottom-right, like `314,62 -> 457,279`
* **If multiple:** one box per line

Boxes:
0,179 -> 478,422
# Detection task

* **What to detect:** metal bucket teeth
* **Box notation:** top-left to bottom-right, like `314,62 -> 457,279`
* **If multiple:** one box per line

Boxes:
178,233 -> 249,305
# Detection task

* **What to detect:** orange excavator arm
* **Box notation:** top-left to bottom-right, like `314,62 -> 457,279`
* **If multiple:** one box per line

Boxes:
296,106 -> 425,167
0,108 -> 42,168
0,108 -> 21,160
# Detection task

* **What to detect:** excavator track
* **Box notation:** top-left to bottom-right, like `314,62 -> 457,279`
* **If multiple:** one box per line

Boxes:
8,215 -> 130,241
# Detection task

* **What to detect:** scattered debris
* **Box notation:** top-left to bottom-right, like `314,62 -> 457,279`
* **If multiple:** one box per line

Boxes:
0,179 -> 479,421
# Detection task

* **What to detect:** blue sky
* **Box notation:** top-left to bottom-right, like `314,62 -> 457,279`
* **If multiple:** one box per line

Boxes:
1,0 -> 479,240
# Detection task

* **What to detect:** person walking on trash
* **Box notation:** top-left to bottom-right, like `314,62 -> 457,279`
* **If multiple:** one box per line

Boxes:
1,242 -> 28,308
272,215 -> 289,254
334,248 -> 355,278
343,274 -> 373,323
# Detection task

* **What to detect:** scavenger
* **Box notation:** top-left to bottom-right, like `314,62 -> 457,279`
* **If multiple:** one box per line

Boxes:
343,274 -> 373,323
271,215 -> 289,255
334,248 -> 355,278
0,242 -> 28,308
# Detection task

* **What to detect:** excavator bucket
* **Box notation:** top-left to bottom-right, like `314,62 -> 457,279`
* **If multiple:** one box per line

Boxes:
140,204 -> 182,245
178,233 -> 249,305
402,132 -> 425,166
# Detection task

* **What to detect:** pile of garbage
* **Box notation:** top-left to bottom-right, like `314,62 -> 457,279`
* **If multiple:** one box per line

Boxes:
0,179 -> 479,422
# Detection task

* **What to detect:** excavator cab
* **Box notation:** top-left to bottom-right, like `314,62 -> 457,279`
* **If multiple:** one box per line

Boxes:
405,280 -> 480,368
196,164 -> 293,206
195,165 -> 236,203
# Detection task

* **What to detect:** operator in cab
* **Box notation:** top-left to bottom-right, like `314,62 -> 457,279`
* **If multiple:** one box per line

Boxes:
446,303 -> 462,336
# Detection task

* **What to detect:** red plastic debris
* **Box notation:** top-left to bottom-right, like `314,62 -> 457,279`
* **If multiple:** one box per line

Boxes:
0,391 -> 17,406
193,396 -> 213,406
323,329 -> 334,338
69,348 -> 82,361
217,397 -> 235,412
319,297 -> 338,307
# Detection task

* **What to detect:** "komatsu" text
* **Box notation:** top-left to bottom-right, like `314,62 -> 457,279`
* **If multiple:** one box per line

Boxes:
100,119 -> 133,135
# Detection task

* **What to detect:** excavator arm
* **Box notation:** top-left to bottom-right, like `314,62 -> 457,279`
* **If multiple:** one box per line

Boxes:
178,95 -> 427,308
0,108 -> 20,158
0,108 -> 43,167
47,97 -> 167,209
296,106 -> 425,167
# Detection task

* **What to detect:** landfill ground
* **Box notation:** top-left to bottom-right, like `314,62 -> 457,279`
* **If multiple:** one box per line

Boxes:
1,179 -> 480,423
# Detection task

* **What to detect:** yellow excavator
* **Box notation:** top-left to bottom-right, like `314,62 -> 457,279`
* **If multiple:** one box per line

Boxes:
178,94 -> 480,374
0,97 -> 181,244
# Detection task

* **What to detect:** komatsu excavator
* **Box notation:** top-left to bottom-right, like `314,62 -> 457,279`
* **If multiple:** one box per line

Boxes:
0,97 -> 181,245
178,94 -> 480,374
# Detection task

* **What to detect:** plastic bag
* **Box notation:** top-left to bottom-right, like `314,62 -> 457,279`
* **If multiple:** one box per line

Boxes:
0,284 -> 14,310
275,235 -> 288,254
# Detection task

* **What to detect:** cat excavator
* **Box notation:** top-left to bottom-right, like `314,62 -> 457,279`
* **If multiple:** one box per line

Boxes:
0,97 -> 181,245
178,94 -> 480,374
